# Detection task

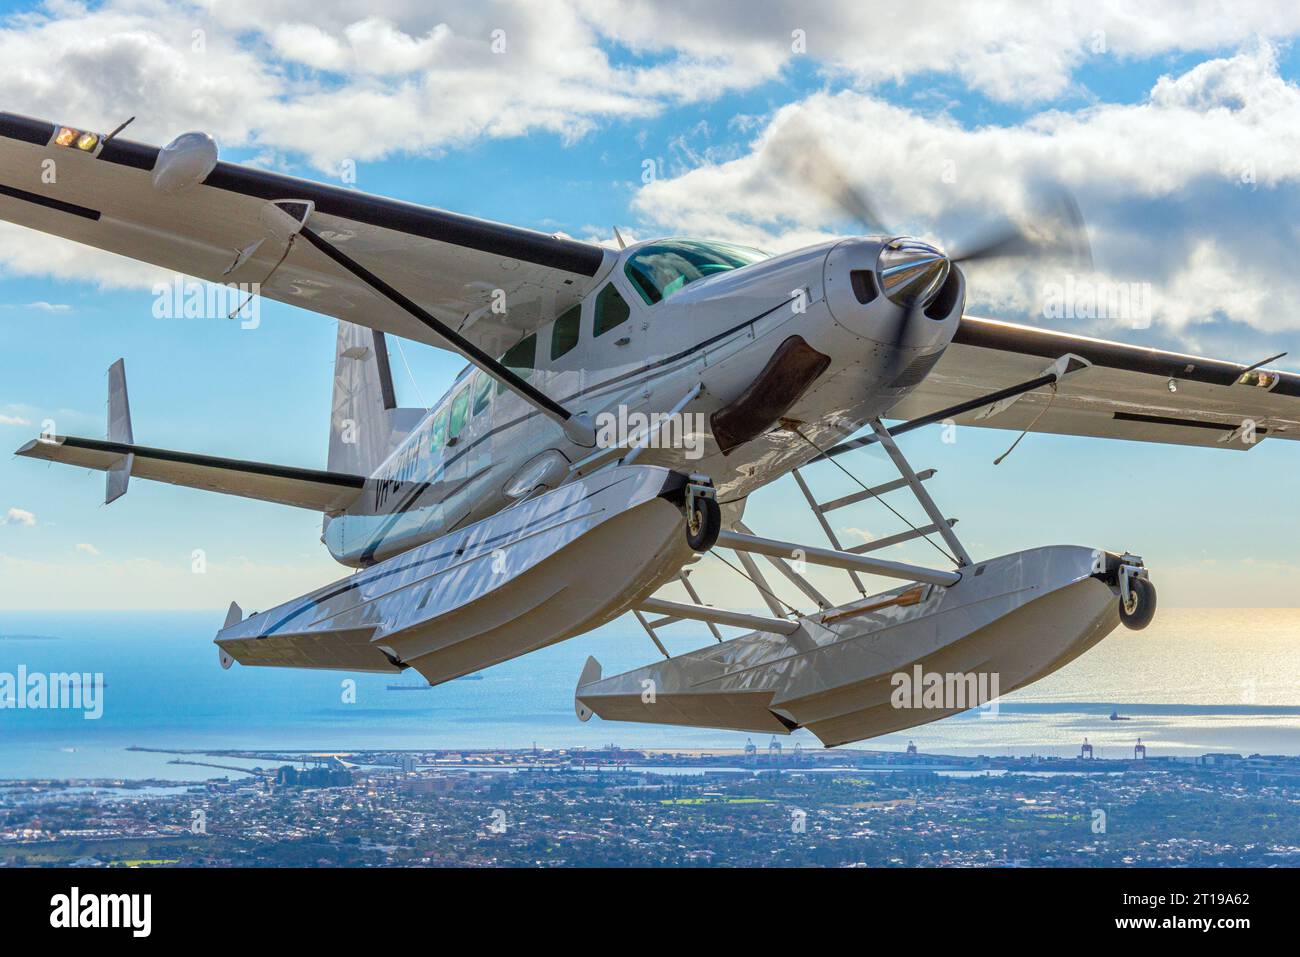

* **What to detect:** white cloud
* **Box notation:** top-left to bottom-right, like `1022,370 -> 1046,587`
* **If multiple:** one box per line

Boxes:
631,43 -> 1300,339
1,507 -> 37,527
0,0 -> 771,174
2,0 -> 1296,176
0,227 -> 174,290
269,18 -> 452,75
0,301 -> 71,312
0,403 -> 93,431
1,2 -> 1299,345
580,0 -> 1300,103
74,542 -> 100,556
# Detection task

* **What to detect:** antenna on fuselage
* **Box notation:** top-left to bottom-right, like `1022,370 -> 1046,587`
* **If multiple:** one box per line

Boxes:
613,226 -> 627,250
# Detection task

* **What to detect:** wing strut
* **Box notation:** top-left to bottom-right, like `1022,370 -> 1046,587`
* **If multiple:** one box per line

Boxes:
714,529 -> 961,587
869,419 -> 973,566
298,224 -> 596,447
632,568 -> 723,658
636,597 -> 801,636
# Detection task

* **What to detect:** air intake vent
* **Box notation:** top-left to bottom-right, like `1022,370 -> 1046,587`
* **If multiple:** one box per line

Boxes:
890,350 -> 945,389
850,269 -> 878,304
924,269 -> 963,319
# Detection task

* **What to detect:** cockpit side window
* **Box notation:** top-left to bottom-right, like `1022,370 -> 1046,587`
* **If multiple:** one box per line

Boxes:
497,333 -> 537,395
550,305 -> 581,361
593,283 -> 630,337
624,239 -> 770,305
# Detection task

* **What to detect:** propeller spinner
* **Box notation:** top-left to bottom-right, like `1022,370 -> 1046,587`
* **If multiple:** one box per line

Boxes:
878,239 -> 950,309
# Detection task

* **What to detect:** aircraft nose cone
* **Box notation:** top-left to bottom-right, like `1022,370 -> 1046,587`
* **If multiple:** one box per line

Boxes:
878,238 -> 950,309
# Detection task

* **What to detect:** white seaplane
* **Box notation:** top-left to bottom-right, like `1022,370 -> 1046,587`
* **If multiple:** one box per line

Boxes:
5,112 -> 1298,746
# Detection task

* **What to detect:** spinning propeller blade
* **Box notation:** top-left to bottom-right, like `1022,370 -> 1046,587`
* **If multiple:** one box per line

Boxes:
766,117 -> 888,235
949,189 -> 1093,270
768,115 -> 1093,281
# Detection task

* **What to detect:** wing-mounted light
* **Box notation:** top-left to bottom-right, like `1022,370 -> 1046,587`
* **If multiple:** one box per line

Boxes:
877,239 -> 950,309
1237,370 -> 1281,390
52,125 -> 103,155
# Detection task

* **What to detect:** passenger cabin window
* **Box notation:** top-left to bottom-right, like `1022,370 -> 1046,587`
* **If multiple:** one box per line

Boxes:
497,333 -> 536,395
471,370 -> 492,416
448,388 -> 469,440
550,304 -> 581,361
624,239 -> 770,305
430,408 -> 448,450
593,283 -> 630,337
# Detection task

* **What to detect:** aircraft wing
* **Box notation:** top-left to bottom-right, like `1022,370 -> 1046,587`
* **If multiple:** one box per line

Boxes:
0,112 -> 612,356
885,315 -> 1300,450
16,435 -> 365,512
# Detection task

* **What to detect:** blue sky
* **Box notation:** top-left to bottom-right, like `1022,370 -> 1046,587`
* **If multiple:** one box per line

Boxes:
2,1 -> 1299,611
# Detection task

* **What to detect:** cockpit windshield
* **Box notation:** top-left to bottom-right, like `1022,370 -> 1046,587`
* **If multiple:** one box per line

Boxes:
624,239 -> 770,305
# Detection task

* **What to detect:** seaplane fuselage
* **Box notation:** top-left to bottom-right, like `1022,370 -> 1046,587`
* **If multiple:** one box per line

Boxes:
327,236 -> 964,566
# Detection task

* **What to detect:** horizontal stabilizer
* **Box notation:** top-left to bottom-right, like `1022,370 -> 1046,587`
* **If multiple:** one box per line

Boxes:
16,435 -> 365,512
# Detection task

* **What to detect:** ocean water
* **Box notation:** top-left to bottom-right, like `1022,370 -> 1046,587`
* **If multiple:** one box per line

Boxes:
0,608 -> 1297,780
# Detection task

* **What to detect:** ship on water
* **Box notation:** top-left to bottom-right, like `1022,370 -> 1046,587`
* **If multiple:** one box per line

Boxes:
387,675 -> 483,690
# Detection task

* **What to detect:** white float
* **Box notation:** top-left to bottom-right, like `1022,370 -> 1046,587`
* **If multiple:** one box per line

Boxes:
216,465 -> 694,684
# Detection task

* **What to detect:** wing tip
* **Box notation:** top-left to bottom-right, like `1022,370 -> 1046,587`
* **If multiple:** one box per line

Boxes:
13,436 -> 60,457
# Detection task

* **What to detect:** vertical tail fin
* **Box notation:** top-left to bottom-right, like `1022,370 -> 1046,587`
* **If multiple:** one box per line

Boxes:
105,358 -> 134,504
328,322 -> 425,476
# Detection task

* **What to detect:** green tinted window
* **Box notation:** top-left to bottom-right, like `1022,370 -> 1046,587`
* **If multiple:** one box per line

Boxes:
497,334 -> 537,395
430,408 -> 448,448
471,371 -> 492,416
624,239 -> 769,305
550,305 -> 581,361
593,283 -> 630,337
449,388 -> 469,439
